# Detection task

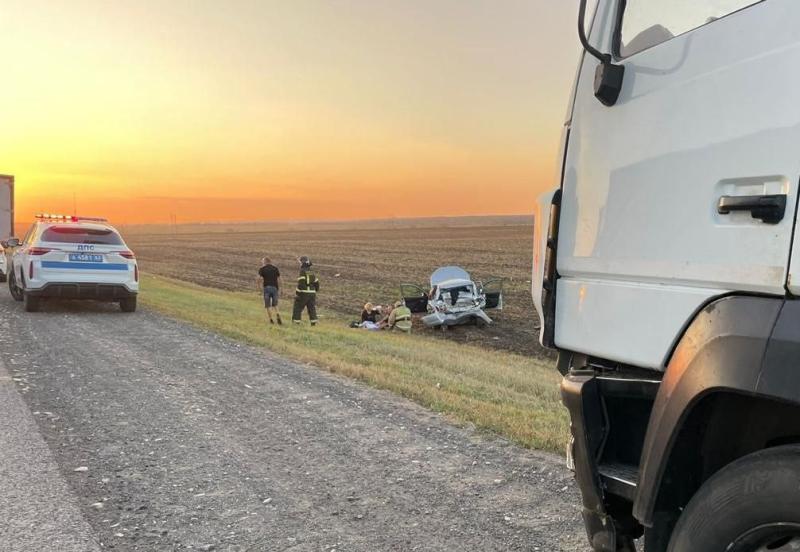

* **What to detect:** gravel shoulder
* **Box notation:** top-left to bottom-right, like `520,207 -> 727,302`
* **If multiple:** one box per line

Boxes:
0,355 -> 101,552
0,288 -> 586,551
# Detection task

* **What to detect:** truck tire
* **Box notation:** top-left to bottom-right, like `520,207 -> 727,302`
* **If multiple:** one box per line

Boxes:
120,296 -> 137,313
667,444 -> 800,552
8,269 -> 23,302
24,293 -> 40,313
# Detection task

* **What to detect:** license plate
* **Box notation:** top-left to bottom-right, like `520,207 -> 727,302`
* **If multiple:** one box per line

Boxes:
68,253 -> 103,263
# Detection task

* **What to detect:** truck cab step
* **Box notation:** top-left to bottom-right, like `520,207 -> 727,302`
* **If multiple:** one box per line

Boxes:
598,462 -> 639,501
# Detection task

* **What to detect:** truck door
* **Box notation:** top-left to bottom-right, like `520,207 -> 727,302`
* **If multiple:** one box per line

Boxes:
558,0 -> 800,369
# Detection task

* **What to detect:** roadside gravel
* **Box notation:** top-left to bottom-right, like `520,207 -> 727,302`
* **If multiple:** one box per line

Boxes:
0,289 -> 586,551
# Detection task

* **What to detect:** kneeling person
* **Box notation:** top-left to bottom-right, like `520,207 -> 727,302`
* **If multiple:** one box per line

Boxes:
387,300 -> 412,332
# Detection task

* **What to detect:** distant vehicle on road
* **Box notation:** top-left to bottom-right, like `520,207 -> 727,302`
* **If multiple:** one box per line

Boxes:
401,266 -> 503,328
0,242 -> 7,283
0,174 -> 13,242
6,214 -> 138,312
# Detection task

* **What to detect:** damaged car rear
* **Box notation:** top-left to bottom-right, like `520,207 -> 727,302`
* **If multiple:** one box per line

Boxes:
401,266 -> 503,328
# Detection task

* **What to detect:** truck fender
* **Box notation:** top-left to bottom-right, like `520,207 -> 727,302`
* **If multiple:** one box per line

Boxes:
757,299 -> 800,402
632,295 -> 785,525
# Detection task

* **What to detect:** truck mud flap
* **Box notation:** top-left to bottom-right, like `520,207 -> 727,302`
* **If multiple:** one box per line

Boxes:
562,371 -> 619,551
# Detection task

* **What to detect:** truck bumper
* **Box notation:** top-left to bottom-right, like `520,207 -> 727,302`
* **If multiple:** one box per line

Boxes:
562,372 -> 620,552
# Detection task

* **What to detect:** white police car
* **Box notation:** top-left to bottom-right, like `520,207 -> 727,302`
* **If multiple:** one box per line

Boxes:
6,214 -> 138,312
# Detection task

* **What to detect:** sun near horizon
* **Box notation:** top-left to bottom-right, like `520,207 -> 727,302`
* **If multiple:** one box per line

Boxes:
1,0 -> 581,225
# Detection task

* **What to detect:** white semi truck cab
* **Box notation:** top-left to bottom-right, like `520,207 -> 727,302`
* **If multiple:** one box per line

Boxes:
534,1 -> 800,550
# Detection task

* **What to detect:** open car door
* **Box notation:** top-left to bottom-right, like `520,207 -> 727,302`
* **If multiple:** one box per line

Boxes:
400,283 -> 428,313
481,278 -> 504,310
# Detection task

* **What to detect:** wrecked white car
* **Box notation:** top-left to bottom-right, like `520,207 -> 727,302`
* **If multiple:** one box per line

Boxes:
401,266 -> 504,328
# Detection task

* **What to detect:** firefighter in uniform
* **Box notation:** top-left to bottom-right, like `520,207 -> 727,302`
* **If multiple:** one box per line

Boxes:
292,256 -> 320,325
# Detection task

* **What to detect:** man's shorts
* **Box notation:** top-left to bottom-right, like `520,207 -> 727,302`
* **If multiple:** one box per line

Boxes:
263,286 -> 279,307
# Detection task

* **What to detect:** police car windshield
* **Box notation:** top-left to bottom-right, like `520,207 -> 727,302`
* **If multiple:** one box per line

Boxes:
41,226 -> 123,245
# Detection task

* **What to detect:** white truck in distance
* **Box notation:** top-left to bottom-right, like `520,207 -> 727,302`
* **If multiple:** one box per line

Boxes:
0,174 -> 14,282
7,215 -> 138,312
534,1 -> 800,551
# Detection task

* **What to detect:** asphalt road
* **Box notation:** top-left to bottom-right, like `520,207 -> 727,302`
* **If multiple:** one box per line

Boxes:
0,287 -> 586,551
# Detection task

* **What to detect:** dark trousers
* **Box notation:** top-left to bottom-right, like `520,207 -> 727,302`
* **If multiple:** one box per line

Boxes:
292,293 -> 318,323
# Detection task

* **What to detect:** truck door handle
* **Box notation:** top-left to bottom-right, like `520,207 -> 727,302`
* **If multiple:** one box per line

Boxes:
717,193 -> 787,224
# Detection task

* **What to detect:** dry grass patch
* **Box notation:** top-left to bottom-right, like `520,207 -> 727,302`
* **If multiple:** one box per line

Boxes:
139,273 -> 568,454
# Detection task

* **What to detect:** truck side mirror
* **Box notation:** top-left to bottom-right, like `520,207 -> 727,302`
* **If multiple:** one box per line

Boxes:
578,0 -> 624,106
5,237 -> 20,248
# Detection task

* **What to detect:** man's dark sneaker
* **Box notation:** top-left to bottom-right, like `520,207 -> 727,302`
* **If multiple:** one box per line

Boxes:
277,315 -> 283,325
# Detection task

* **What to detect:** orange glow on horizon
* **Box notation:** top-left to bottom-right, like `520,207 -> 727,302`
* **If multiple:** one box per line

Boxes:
1,1 -> 581,225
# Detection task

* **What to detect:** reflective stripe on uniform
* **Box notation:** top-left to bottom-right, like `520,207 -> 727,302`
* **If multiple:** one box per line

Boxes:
296,273 -> 317,292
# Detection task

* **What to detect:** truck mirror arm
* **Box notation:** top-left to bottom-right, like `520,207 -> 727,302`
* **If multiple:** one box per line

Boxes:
578,0 -> 625,107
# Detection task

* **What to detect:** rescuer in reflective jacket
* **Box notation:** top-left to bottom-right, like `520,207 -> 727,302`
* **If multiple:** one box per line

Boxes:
292,256 -> 320,325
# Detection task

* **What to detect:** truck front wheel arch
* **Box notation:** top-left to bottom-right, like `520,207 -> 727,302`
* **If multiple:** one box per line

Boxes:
633,295 -> 793,528
648,391 -> 800,547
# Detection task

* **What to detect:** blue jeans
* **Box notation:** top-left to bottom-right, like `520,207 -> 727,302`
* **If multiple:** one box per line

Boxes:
263,286 -> 279,307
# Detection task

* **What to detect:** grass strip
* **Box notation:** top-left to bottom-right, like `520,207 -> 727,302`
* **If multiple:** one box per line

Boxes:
139,273 -> 568,454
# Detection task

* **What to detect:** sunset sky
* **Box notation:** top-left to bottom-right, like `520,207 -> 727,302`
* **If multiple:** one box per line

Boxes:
1,0 -> 582,224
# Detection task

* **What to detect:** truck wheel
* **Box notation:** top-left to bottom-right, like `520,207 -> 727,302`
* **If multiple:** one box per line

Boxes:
23,293 -> 40,312
8,270 -> 23,302
667,445 -> 800,552
120,296 -> 137,313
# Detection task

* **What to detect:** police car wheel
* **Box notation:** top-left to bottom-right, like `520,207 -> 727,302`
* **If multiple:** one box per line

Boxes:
666,445 -> 800,552
23,293 -> 40,313
120,296 -> 137,313
8,270 -> 23,302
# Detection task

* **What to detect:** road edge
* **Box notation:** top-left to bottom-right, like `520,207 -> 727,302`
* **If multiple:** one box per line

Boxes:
0,356 -> 101,551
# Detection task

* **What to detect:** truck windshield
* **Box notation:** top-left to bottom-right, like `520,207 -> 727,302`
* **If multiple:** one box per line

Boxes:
41,226 -> 123,245
619,0 -> 762,57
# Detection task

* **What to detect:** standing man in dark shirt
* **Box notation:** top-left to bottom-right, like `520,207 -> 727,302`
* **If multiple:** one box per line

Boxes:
257,257 -> 282,325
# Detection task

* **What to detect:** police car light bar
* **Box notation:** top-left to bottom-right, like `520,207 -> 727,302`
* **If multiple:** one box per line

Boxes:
35,213 -> 108,222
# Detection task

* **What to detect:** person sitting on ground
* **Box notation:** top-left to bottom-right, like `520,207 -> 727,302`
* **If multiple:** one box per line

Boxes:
375,303 -> 394,329
361,302 -> 381,323
355,302 -> 383,330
